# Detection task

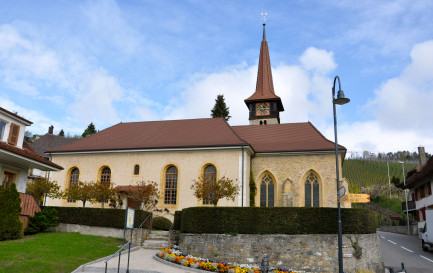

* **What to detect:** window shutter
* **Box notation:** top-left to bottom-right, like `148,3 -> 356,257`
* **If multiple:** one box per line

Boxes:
8,123 -> 20,145
428,182 -> 432,196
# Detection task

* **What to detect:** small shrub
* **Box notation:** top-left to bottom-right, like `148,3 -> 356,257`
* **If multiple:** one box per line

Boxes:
25,207 -> 59,235
152,216 -> 172,230
0,184 -> 22,240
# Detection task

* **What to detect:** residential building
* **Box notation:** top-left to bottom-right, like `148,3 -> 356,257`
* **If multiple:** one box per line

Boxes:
402,146 -> 433,231
29,125 -> 76,181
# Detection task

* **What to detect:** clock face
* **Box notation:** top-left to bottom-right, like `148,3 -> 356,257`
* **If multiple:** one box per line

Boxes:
256,102 -> 270,116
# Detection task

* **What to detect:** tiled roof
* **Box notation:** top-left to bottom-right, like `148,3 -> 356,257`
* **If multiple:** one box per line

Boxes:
0,107 -> 32,125
244,24 -> 283,110
19,193 -> 41,217
232,122 -> 345,153
31,134 -> 77,158
114,185 -> 141,193
49,118 -> 248,153
405,156 -> 433,187
0,141 -> 63,170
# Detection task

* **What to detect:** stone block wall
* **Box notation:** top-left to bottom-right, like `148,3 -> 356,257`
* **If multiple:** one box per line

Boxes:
179,233 -> 384,273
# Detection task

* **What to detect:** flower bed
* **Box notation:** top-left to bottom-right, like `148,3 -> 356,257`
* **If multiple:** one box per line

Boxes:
155,245 -> 303,273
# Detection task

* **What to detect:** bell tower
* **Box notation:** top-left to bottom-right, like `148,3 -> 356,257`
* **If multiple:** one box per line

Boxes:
244,24 -> 284,125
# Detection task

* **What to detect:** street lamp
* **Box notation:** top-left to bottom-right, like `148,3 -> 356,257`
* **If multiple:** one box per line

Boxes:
332,75 -> 350,273
398,161 -> 411,236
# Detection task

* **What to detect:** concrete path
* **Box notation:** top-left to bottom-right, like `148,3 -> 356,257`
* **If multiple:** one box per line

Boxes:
73,247 -> 198,273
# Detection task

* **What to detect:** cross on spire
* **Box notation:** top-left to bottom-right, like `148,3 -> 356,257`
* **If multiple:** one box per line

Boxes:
261,12 -> 268,23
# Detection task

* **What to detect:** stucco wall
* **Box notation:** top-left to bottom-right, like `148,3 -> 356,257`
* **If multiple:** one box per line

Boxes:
179,233 -> 384,273
48,148 -> 249,217
251,153 -> 350,208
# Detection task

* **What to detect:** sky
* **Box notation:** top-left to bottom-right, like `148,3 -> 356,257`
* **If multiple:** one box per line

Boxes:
1,0 -> 432,155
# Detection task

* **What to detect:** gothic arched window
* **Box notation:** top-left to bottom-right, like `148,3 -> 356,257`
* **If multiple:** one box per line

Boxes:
164,166 -> 178,205
260,174 -> 274,207
305,172 -> 320,207
203,165 -> 216,205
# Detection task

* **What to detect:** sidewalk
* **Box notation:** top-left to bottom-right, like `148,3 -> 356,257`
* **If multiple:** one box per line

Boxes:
73,247 -> 197,273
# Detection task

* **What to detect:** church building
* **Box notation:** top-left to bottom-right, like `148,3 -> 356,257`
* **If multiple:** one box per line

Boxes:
46,24 -> 349,215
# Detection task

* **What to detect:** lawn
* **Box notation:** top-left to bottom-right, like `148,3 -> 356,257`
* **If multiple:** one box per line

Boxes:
0,232 -> 123,273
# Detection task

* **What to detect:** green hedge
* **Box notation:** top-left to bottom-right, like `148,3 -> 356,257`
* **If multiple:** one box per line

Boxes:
179,207 -> 376,234
49,207 -> 151,229
173,210 -> 182,230
152,216 -> 172,230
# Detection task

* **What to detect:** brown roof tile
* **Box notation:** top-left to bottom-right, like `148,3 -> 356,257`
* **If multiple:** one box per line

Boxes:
49,118 -> 248,153
405,156 -> 433,187
0,107 -> 32,125
19,193 -> 41,217
31,134 -> 77,158
0,141 -> 63,170
232,122 -> 345,153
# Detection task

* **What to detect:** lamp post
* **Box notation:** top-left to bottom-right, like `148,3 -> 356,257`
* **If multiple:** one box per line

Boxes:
398,161 -> 411,235
332,75 -> 350,273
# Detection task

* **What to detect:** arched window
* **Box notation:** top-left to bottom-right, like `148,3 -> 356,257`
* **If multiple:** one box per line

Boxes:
164,166 -> 178,205
68,168 -> 79,202
203,165 -> 216,205
305,172 -> 320,207
133,164 -> 140,175
100,167 -> 111,185
260,174 -> 274,207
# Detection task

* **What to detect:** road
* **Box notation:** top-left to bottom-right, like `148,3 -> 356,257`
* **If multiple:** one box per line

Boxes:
378,231 -> 433,272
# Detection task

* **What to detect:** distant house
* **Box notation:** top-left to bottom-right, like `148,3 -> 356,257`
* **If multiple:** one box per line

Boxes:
402,146 -> 433,231
0,107 -> 63,230
29,125 -> 76,181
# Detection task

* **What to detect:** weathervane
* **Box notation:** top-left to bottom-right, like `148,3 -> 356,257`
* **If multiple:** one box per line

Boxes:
261,12 -> 268,23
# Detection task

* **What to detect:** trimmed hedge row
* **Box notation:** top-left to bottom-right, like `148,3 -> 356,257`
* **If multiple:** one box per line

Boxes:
173,210 -> 182,230
179,207 -> 376,234
49,206 -> 151,229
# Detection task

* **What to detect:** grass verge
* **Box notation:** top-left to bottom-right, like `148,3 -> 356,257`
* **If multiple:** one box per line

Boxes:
0,232 -> 123,273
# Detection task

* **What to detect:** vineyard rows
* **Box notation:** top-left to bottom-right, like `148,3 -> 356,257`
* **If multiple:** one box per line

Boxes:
342,159 -> 417,193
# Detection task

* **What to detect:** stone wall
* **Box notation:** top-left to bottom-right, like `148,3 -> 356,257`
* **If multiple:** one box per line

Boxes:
379,225 -> 418,235
179,233 -> 384,273
48,223 -> 147,245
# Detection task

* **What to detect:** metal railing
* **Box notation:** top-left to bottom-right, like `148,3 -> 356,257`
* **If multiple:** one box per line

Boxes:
139,214 -> 152,230
104,240 -> 132,273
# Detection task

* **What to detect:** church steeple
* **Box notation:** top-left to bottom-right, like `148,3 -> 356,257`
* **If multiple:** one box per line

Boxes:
245,24 -> 284,125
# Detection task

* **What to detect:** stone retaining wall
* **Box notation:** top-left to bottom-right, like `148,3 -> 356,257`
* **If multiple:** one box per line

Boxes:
379,225 -> 418,236
48,223 -> 148,245
179,233 -> 384,273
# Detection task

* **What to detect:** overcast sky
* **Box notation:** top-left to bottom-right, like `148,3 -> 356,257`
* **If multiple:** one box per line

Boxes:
1,0 -> 432,155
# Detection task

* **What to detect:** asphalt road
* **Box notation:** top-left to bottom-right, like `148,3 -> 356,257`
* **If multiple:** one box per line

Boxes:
378,231 -> 433,273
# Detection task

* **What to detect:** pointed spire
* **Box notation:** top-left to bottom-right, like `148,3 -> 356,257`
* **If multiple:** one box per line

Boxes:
245,24 -> 284,111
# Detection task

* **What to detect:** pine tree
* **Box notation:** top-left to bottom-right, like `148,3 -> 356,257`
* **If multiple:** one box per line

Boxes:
211,94 -> 231,121
82,123 -> 97,138
58,129 -> 65,137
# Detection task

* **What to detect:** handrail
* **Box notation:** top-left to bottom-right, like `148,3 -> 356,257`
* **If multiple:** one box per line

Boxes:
104,240 -> 131,273
139,214 -> 152,229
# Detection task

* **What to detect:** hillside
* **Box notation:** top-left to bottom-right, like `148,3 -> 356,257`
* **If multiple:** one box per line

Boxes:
343,159 -> 417,193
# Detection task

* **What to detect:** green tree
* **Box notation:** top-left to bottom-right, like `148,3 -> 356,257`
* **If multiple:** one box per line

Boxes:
0,183 -> 22,240
120,180 -> 160,211
26,178 -> 62,207
82,122 -> 97,138
391,175 -> 401,186
92,181 -> 115,208
211,94 -> 231,121
190,176 -> 239,206
63,181 -> 95,207
58,129 -> 65,136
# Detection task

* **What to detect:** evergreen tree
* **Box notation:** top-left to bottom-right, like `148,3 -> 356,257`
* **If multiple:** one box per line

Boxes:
82,122 -> 97,138
58,129 -> 65,136
211,94 -> 231,121
0,184 -> 22,240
